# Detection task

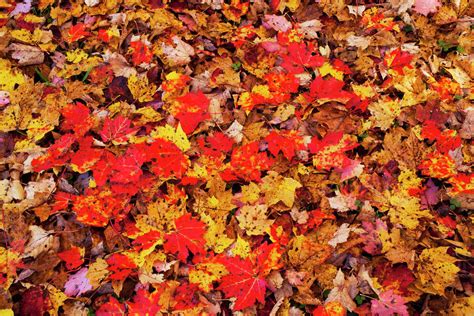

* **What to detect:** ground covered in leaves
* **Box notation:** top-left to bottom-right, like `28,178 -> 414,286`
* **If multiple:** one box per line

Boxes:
0,0 -> 473,315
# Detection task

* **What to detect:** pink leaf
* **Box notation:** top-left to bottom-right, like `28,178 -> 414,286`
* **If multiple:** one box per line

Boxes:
64,268 -> 92,297
413,0 -> 441,16
263,15 -> 292,32
371,290 -> 409,316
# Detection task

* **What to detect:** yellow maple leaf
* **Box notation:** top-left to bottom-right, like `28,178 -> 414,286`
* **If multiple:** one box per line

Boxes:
86,258 -> 110,290
369,97 -> 402,131
0,59 -> 25,93
128,74 -> 156,103
150,124 -> 190,152
44,284 -> 68,316
416,247 -> 460,295
133,106 -> 163,125
240,182 -> 261,204
236,204 -> 274,236
66,49 -> 89,64
261,171 -> 302,208
189,262 -> 228,292
319,62 -> 344,80
201,213 -> 233,254
230,235 -> 251,258
384,169 -> 432,230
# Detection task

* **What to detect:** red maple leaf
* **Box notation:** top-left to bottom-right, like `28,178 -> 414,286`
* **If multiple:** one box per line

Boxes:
129,40 -> 153,65
32,134 -> 76,172
173,283 -> 202,311
164,214 -> 207,261
218,256 -> 266,311
70,136 -> 102,173
307,76 -> 355,104
91,151 -> 116,187
265,130 -> 305,160
175,91 -> 210,134
281,42 -> 325,74
309,132 -> 359,171
132,230 -> 162,252
225,141 -> 273,182
50,191 -> 74,214
72,188 -> 130,227
375,263 -> 415,296
127,288 -> 162,315
60,103 -> 93,136
67,23 -> 90,43
383,48 -> 413,75
99,115 -> 137,144
96,297 -> 126,316
265,72 -> 300,93
147,139 -> 189,179
110,145 -> 147,184
106,253 -> 137,281
57,246 -> 83,270
198,132 -> 234,157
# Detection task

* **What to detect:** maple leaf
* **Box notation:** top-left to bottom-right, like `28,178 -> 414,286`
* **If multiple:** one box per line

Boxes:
60,103 -> 93,136
174,91 -> 210,134
164,214 -> 207,261
309,132 -> 358,171
226,141 -> 273,182
448,173 -> 474,195
66,23 -> 90,43
173,283 -> 202,311
265,72 -> 300,93
307,76 -> 355,104
237,204 -> 274,236
127,288 -> 161,315
32,134 -> 76,172
99,115 -> 137,145
383,49 -> 414,75
106,253 -> 137,281
72,188 -> 129,227
418,152 -> 457,179
189,258 -> 228,292
265,130 -> 305,160
261,171 -> 302,208
416,247 -> 460,295
132,230 -> 162,253
255,242 -> 284,276
129,40 -> 153,66
371,290 -> 409,316
281,42 -> 325,74
147,139 -> 190,179
313,301 -> 346,316
375,263 -> 415,296
57,246 -> 84,270
218,256 -> 267,310
70,136 -> 102,173
109,145 -> 147,184
96,297 -> 125,316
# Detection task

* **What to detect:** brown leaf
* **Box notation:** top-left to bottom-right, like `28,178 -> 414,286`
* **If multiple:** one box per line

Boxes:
8,43 -> 45,66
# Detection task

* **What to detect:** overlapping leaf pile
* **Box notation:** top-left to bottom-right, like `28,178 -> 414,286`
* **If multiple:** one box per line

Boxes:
0,0 -> 473,315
